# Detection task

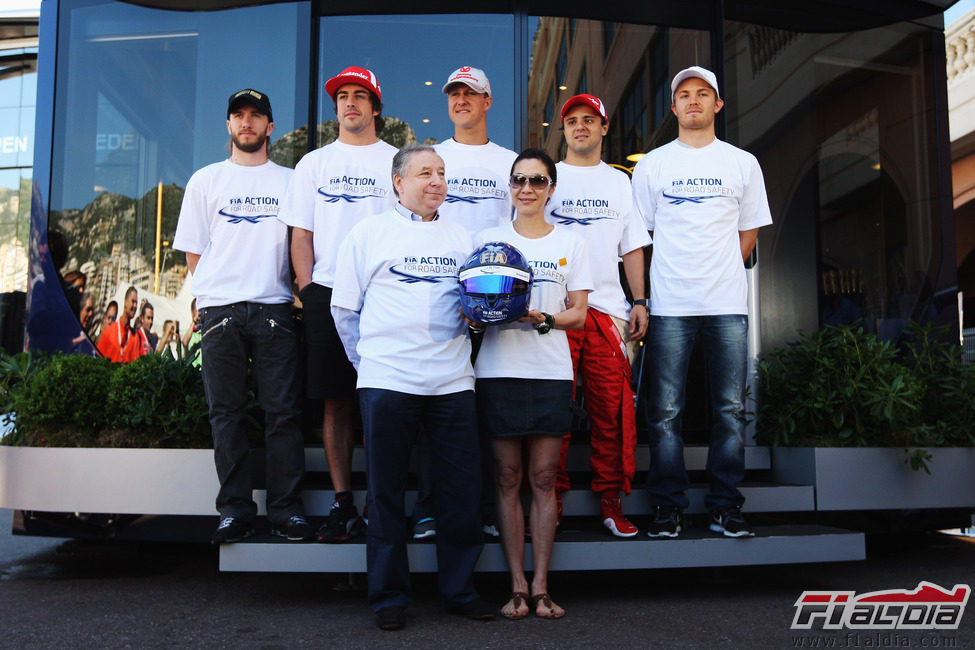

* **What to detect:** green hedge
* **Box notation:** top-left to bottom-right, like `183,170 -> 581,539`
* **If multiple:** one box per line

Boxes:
757,323 -> 975,450
0,349 -> 264,448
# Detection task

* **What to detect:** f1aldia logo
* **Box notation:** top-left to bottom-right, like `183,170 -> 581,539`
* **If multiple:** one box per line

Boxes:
791,582 -> 969,630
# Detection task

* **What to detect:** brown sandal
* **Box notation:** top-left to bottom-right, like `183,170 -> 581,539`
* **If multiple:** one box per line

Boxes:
531,592 -> 565,619
501,592 -> 530,620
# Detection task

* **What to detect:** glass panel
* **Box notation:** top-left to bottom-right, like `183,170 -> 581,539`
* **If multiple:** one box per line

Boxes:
528,18 -> 709,171
724,21 -> 948,348
0,39 -> 34,298
47,0 -> 308,345
0,106 -> 31,168
318,15 -> 515,149
0,168 -> 28,293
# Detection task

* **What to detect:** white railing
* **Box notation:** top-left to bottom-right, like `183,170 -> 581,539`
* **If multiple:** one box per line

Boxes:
946,8 -> 975,83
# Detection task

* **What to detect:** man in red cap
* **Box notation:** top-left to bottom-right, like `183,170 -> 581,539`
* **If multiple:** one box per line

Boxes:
278,66 -> 398,543
547,94 -> 650,537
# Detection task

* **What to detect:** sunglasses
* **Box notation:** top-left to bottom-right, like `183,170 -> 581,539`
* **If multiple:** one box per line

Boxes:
509,173 -> 552,189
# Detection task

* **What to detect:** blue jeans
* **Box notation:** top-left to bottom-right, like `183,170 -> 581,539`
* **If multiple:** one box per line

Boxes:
200,302 -> 305,526
644,314 -> 748,513
359,388 -> 483,612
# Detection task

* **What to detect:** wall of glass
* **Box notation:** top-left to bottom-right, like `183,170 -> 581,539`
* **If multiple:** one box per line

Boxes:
527,18 -> 709,171
43,0 -> 309,349
723,21 -> 949,350
0,26 -> 37,297
317,15 -> 516,151
29,0 -> 956,360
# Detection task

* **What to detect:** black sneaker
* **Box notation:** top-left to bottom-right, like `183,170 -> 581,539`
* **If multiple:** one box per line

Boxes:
709,506 -> 755,538
317,497 -> 363,543
412,517 -> 436,540
271,515 -> 313,541
211,516 -> 254,544
646,506 -> 682,538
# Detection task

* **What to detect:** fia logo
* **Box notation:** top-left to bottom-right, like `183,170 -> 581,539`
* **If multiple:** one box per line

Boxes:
478,246 -> 508,265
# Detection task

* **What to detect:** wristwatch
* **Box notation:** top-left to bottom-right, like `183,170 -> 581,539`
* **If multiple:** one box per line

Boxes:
632,299 -> 649,308
534,312 -> 556,335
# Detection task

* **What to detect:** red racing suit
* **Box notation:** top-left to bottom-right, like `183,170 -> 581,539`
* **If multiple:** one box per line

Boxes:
557,307 -> 637,495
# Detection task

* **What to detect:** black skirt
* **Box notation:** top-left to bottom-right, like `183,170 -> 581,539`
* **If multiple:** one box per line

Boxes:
476,378 -> 574,438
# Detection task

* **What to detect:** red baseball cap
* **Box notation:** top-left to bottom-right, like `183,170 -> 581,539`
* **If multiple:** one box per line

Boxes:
325,66 -> 382,101
560,94 -> 608,124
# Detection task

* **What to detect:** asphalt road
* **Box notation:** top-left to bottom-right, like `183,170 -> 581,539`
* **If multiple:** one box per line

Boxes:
1,508 -> 974,649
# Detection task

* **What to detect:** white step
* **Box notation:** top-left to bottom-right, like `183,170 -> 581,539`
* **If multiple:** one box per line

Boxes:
284,484 -> 814,517
302,445 -> 771,473
219,524 -> 864,572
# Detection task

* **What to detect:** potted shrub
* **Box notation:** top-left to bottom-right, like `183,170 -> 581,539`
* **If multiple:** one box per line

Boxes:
757,324 -> 975,510
0,350 -> 221,515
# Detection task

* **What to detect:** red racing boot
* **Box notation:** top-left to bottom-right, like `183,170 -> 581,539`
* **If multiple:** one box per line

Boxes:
600,492 -> 638,537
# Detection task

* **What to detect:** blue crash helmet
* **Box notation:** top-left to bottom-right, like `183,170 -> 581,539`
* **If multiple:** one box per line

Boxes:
459,241 -> 533,325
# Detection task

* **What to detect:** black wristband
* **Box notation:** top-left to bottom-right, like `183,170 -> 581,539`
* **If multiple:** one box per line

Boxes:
534,312 -> 555,335
632,299 -> 649,308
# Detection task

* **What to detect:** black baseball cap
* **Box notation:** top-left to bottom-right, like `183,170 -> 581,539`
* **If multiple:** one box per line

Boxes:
227,88 -> 273,122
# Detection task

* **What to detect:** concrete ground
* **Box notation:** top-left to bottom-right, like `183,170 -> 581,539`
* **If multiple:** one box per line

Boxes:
1,508 -> 973,648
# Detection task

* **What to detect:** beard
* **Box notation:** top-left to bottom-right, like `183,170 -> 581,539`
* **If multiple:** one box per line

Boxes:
232,131 -> 267,153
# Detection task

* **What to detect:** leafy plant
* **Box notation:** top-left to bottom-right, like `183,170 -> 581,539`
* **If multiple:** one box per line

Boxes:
0,350 -> 50,428
900,322 -> 975,448
756,323 -> 975,467
104,352 -> 211,448
9,353 -> 113,446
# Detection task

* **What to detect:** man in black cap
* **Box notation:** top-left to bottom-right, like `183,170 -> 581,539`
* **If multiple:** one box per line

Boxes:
174,88 -> 311,544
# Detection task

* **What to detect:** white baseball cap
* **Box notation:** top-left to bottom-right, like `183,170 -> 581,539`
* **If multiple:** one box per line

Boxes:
671,66 -> 720,102
443,66 -> 492,96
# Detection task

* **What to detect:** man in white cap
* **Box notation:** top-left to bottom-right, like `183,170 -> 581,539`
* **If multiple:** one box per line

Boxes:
410,66 -> 516,541
277,66 -> 398,543
631,65 -> 772,539
174,88 -> 310,544
547,94 -> 650,538
435,65 -> 517,236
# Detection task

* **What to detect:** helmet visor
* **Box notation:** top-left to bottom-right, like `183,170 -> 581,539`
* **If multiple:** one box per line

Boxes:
459,265 -> 532,295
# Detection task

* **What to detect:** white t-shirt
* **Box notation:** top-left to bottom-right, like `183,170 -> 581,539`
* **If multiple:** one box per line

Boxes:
434,138 -> 517,236
173,159 -> 293,308
631,138 -> 773,316
277,139 -> 398,287
331,209 -> 474,395
473,222 -> 593,381
547,161 -> 650,321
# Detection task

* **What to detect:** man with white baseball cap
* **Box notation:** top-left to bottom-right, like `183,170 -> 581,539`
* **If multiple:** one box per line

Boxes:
435,66 -> 517,236
631,65 -> 772,539
408,66 -> 517,542
277,65 -> 398,543
547,93 -> 650,538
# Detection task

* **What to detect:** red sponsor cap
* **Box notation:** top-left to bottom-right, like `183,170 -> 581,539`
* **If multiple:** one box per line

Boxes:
325,66 -> 382,101
560,94 -> 608,124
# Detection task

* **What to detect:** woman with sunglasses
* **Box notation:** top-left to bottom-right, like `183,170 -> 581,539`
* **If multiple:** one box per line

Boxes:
471,148 -> 592,620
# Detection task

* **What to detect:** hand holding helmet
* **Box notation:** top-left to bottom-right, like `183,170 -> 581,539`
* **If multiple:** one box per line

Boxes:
459,241 -> 533,325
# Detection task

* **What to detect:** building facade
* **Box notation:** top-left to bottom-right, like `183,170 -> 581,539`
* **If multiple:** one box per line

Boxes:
947,5 -> 975,360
